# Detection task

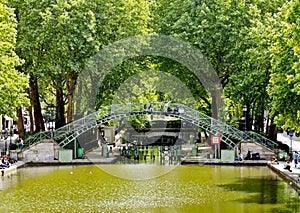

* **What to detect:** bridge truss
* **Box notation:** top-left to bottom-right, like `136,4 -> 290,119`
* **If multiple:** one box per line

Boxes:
24,102 -> 278,151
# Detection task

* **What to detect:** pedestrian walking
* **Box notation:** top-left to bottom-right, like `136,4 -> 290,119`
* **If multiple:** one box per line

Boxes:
143,104 -> 147,112
293,151 -> 299,168
148,104 -> 153,112
19,138 -> 24,151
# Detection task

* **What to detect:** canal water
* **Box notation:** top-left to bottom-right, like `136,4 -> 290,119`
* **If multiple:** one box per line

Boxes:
0,165 -> 299,212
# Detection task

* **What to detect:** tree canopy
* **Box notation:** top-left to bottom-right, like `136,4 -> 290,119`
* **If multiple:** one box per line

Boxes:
0,0 -> 28,118
1,0 -> 300,137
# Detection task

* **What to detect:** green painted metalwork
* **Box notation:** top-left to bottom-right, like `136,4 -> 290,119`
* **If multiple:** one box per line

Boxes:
23,102 -> 278,151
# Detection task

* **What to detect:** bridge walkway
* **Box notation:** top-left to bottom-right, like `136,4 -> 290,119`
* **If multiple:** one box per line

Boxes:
23,102 -> 278,154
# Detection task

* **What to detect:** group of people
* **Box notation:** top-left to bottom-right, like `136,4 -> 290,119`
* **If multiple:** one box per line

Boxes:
284,151 -> 299,172
143,104 -> 153,112
0,156 -> 13,168
271,156 -> 279,165
141,103 -> 185,114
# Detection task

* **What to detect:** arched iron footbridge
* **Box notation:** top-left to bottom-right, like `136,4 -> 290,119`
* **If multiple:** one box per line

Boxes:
24,102 -> 278,151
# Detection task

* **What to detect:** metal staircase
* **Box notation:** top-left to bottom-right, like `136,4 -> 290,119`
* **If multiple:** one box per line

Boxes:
23,102 -> 278,151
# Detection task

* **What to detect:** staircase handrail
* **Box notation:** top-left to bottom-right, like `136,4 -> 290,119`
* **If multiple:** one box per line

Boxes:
24,102 -> 278,151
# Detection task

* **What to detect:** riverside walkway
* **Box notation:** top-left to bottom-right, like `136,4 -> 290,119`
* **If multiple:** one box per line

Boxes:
268,161 -> 300,192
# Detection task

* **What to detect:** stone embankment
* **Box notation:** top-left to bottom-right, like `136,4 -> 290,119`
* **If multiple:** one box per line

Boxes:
268,161 -> 300,192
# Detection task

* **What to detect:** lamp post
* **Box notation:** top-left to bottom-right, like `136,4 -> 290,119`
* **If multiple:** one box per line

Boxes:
243,105 -> 247,139
289,130 -> 294,154
9,126 -> 12,152
47,104 -> 55,139
47,104 -> 56,159
4,129 -> 8,155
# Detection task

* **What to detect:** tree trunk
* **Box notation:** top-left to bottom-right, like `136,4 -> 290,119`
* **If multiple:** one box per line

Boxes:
259,107 -> 264,132
16,107 -> 25,138
211,89 -> 222,120
268,121 -> 277,141
28,106 -> 34,134
29,74 -> 44,132
266,112 -> 270,135
55,86 -> 66,129
66,90 -> 73,123
66,72 -> 78,123
257,102 -> 265,132
254,105 -> 264,132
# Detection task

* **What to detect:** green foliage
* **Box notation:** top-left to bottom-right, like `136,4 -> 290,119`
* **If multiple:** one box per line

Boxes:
2,0 -> 300,134
126,115 -> 150,131
266,0 -> 300,130
152,0 -> 269,123
10,0 -> 152,124
0,0 -> 28,117
152,0 -> 300,132
96,56 -> 209,115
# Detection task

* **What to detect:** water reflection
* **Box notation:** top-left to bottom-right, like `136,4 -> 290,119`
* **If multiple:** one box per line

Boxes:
218,177 -> 281,203
101,145 -> 182,180
217,169 -> 300,212
0,165 -> 299,212
0,171 -> 17,190
0,166 -> 67,190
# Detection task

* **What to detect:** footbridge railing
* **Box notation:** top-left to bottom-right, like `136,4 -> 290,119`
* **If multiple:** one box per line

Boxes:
23,102 -> 278,151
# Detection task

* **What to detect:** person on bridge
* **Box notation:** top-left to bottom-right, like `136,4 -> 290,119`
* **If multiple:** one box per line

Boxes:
143,104 -> 147,112
293,151 -> 299,168
148,104 -> 153,112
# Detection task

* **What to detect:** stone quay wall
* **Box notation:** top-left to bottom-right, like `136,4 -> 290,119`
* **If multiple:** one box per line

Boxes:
17,140 -> 59,162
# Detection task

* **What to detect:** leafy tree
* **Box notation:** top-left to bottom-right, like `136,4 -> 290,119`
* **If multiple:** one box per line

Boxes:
267,0 -> 300,131
34,0 -> 100,128
74,0 -> 153,115
152,0 -> 295,138
152,0 -> 262,120
0,0 -> 28,119
223,1 -> 286,132
11,0 -> 152,130
10,0 -> 53,132
95,56 -> 210,114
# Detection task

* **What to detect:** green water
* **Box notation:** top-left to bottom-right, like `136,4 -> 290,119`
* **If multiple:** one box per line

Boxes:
0,165 -> 299,212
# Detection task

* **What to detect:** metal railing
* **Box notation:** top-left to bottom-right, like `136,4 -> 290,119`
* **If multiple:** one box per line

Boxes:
24,102 -> 278,151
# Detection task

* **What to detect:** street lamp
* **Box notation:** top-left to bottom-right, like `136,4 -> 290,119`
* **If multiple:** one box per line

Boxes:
243,105 -> 247,139
9,126 -> 12,152
289,130 -> 294,154
47,104 -> 55,139
47,104 -> 56,160
4,129 -> 8,155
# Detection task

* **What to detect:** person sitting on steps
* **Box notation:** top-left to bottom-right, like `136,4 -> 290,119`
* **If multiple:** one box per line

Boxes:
284,161 -> 292,172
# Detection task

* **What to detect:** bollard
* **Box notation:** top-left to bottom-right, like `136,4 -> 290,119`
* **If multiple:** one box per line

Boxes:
192,144 -> 198,156
102,144 -> 109,157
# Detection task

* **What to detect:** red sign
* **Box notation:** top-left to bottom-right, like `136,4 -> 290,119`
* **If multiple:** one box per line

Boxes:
211,136 -> 220,145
